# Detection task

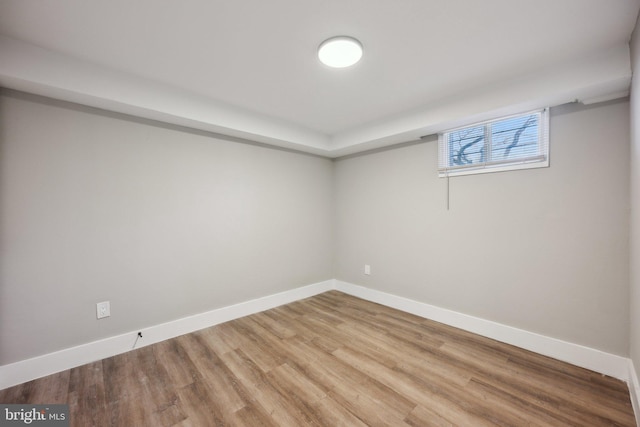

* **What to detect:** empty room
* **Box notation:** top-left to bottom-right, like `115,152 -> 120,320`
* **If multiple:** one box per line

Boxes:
2,0 -> 640,425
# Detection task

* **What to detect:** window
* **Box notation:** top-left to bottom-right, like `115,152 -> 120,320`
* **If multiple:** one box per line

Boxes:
438,109 -> 549,177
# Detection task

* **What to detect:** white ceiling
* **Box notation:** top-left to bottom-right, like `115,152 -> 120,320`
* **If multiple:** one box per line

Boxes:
1,0 -> 639,157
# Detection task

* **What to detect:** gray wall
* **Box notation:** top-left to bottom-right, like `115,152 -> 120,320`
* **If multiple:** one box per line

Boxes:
630,20 -> 640,373
1,84 -> 632,367
334,100 -> 630,356
0,90 -> 334,365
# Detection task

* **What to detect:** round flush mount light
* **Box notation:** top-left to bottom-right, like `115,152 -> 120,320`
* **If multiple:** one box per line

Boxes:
318,36 -> 363,68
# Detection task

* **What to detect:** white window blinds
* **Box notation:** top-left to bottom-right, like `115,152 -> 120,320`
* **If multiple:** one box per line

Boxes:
438,109 -> 549,177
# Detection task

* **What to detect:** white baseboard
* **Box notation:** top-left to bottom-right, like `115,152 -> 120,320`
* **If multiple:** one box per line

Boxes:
629,360 -> 640,426
1,278 -> 633,396
334,280 -> 631,382
0,280 -> 333,390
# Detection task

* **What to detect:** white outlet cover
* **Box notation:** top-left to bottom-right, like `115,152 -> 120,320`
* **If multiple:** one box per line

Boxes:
364,265 -> 371,275
96,301 -> 110,319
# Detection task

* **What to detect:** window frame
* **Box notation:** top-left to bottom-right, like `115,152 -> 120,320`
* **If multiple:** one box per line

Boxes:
437,109 -> 549,177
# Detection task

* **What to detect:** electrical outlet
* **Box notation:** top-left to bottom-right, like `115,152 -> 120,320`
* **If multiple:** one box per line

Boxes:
364,264 -> 371,275
96,301 -> 110,319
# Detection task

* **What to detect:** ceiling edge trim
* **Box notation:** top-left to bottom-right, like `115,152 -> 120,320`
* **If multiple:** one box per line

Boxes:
329,44 -> 632,157
0,35 -> 332,156
0,36 -> 631,159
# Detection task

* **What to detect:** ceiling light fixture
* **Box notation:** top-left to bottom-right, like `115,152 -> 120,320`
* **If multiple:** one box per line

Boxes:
318,36 -> 363,68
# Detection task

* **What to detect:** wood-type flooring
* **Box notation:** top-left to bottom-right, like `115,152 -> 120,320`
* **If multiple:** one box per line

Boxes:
0,291 -> 636,426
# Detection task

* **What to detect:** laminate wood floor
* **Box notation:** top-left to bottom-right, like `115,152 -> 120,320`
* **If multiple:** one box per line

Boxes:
0,291 -> 635,426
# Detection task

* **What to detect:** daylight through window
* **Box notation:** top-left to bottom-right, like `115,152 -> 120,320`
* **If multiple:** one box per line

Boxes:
438,109 -> 549,177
